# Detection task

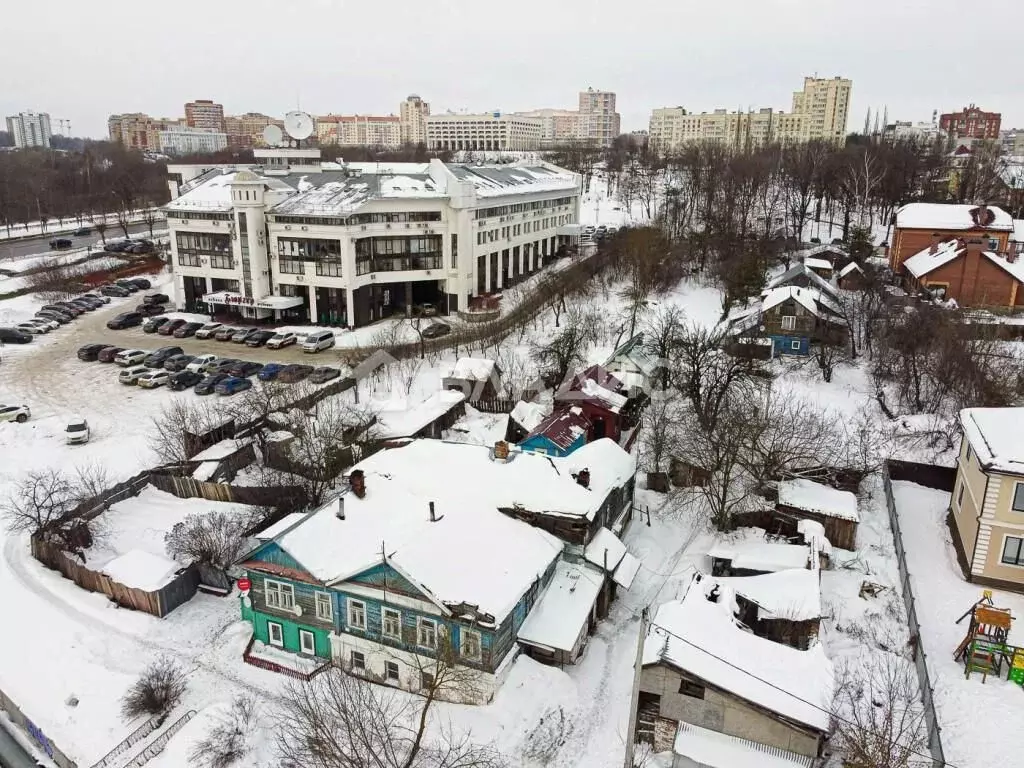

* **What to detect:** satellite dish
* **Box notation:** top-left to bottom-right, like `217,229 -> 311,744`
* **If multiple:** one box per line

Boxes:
262,124 -> 283,147
284,111 -> 314,141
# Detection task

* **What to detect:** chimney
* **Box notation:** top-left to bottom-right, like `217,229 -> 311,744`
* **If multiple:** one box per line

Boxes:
335,497 -> 345,520
575,468 -> 591,488
493,440 -> 509,461
929,242 -> 938,254
349,469 -> 366,499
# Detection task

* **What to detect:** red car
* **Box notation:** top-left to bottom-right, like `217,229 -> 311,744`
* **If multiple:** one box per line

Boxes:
157,319 -> 187,336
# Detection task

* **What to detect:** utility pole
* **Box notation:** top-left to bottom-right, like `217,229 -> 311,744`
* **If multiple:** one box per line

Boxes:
622,606 -> 649,768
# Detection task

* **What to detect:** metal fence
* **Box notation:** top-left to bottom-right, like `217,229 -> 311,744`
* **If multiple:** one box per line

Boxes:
881,463 -> 946,768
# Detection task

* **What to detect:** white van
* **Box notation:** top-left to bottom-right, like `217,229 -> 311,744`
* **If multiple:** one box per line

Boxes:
66,417 -> 90,444
302,330 -> 335,353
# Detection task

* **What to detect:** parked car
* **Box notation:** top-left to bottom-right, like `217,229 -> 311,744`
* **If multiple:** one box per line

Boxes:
36,309 -> 73,325
163,353 -> 196,372
245,329 -> 275,348
194,373 -> 229,395
207,358 -> 240,374
215,376 -> 252,396
129,277 -> 153,289
114,348 -> 149,366
81,292 -> 110,304
214,326 -> 239,341
142,316 -> 169,334
16,322 -> 47,335
421,321 -> 451,339
65,417 -> 90,444
49,238 -> 73,250
257,362 -> 286,381
97,346 -> 125,363
72,297 -> 103,310
415,302 -> 438,317
144,346 -> 184,368
136,370 -> 170,389
0,404 -> 31,423
278,363 -> 314,383
157,319 -> 187,336
118,365 -> 149,384
309,366 -> 342,384
143,293 -> 170,305
0,327 -> 33,344
72,227 -> 92,236
301,329 -> 335,353
114,279 -> 141,293
266,331 -> 297,349
100,285 -> 130,298
194,322 -> 223,340
106,312 -> 144,330
104,241 -> 129,253
173,322 -> 204,339
135,303 -> 166,317
26,317 -> 59,331
169,370 -> 204,390
185,354 -> 218,373
227,361 -> 263,378
77,343 -> 108,361
231,327 -> 259,344
45,303 -> 82,317
68,298 -> 99,311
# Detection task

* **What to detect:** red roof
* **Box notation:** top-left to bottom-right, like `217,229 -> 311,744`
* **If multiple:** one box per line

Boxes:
524,407 -> 591,451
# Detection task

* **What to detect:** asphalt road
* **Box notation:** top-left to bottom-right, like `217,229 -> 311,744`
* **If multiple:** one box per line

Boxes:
0,222 -> 161,262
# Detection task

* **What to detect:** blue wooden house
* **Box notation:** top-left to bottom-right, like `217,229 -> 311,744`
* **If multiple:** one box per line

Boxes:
518,407 -> 591,457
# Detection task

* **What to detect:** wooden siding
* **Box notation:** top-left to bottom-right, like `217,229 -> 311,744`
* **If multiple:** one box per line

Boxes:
247,570 -> 336,632
348,562 -> 431,599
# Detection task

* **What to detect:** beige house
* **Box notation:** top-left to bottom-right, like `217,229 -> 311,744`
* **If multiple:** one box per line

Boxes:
952,408 -> 1024,589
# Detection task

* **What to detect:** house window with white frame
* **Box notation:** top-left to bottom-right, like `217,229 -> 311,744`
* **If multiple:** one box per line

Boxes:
417,617 -> 437,649
315,592 -> 333,622
781,315 -> 796,331
790,340 -> 801,351
385,661 -> 399,682
382,607 -> 402,640
299,629 -> 316,656
1013,483 -> 1024,513
267,621 -> 284,647
350,650 -> 365,671
461,629 -> 482,661
1001,535 -> 1024,566
347,599 -> 367,630
265,579 -> 295,611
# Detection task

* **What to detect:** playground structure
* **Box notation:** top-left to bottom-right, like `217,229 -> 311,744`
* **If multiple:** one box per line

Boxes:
953,591 -> 1022,683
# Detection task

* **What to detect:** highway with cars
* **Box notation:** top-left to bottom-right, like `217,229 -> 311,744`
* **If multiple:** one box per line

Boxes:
0,221 -> 162,262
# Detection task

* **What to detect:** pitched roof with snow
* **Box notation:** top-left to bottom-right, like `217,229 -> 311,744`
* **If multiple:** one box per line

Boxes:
516,561 -> 604,652
673,722 -> 813,768
644,576 -> 833,731
556,365 -> 628,413
838,261 -> 864,278
370,390 -> 466,440
524,407 -> 591,451
441,357 -> 497,381
960,407 -> 1024,475
777,479 -> 859,522
605,333 -> 659,376
510,400 -> 551,432
711,569 -> 822,622
902,239 -> 965,277
1013,220 -> 1024,244
896,202 -> 1013,231
803,257 -> 833,272
447,163 -> 578,199
760,286 -> 841,320
982,250 -> 1024,284
765,264 -> 839,299
706,531 -> 812,573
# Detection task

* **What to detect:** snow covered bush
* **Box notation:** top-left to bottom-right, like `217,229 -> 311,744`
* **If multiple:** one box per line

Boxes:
189,695 -> 261,768
120,657 -> 187,720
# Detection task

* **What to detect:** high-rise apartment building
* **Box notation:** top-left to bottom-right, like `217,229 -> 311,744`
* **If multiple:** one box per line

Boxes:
108,113 -> 183,151
514,109 -> 581,145
316,115 -> 402,148
426,113 -> 543,151
649,75 -> 851,151
224,113 -> 284,148
940,105 -> 1001,140
578,88 -> 621,147
6,111 -> 52,149
158,126 -> 228,156
400,95 -> 430,145
185,99 -> 226,133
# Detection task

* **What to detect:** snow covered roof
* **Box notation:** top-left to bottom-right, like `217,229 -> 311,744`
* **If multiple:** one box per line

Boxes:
803,257 -> 833,271
516,561 -> 604,652
190,437 -> 251,462
777,479 -> 859,522
584,527 -> 628,571
838,261 -> 864,278
796,520 -> 833,558
277,478 -> 563,622
101,549 -> 182,592
523,407 -> 591,451
902,239 -> 965,278
448,163 -> 578,199
556,365 -> 628,413
765,264 -> 839,298
896,203 -> 1013,231
673,721 -> 813,768
644,577 -> 833,731
441,357 -> 497,381
706,535 -> 812,573
1013,219 -> 1024,244
371,390 -> 466,440
606,334 -> 659,377
982,250 -> 1024,284
960,407 -> 1024,474
712,569 -> 822,622
166,169 -> 291,212
613,553 -> 640,589
761,286 -> 841,319
510,400 -> 551,432
254,513 -> 307,540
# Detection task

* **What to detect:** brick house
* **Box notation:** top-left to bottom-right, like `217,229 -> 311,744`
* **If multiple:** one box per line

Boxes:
902,237 -> 1024,308
889,203 -> 1013,274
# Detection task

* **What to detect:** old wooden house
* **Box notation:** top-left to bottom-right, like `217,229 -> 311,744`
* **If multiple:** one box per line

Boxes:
519,406 -> 591,457
836,261 -> 866,290
555,365 -> 630,443
712,569 -> 822,650
751,286 -> 845,357
764,262 -> 840,299
441,357 -> 502,401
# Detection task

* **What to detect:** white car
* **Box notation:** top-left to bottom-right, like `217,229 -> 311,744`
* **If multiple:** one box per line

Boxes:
136,370 -> 169,389
0,404 -> 31,423
16,322 -> 48,335
66,417 -> 90,444
185,354 -> 218,373
266,331 -> 297,349
194,322 -> 223,340
119,365 -> 149,385
26,317 -> 58,331
115,349 -> 148,367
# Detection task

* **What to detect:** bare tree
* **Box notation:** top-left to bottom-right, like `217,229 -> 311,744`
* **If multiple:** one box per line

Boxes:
813,338 -> 847,383
92,215 -> 109,244
639,396 -> 679,492
530,304 -> 599,387
643,303 -> 685,390
832,653 -> 928,768
3,466 -> 110,553
165,508 -> 266,579
149,399 -> 229,465
142,208 -> 159,239
121,658 -> 187,721
190,694 -> 263,768
276,644 -> 505,768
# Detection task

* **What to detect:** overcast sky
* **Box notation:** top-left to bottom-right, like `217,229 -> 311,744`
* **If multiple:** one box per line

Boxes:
3,0 -> 1022,139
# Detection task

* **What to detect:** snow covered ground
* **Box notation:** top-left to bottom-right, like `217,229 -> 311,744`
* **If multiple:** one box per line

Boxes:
893,481 -> 1024,768
0,211 -> 165,242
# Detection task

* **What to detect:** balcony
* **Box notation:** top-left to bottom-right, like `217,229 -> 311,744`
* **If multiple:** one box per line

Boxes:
210,256 -> 235,270
315,262 -> 343,277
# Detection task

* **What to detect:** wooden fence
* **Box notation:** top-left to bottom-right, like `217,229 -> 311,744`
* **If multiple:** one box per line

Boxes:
147,473 -> 309,511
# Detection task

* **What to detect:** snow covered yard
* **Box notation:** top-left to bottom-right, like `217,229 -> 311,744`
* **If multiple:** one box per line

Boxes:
893,480 -> 1024,768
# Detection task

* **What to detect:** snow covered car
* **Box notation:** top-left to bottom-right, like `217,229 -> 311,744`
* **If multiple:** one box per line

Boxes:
0,404 -> 31,423
65,417 -> 90,444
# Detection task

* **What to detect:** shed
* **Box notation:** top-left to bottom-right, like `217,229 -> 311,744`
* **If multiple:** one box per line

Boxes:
517,561 -> 604,665
506,400 -> 552,443
441,357 -> 502,401
99,549 -> 201,618
711,569 -> 822,649
802,257 -> 834,279
706,539 -> 814,577
371,390 -> 466,442
776,478 -> 859,550
836,261 -> 866,290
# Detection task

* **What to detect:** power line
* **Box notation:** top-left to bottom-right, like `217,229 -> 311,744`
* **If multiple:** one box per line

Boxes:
647,619 -> 958,768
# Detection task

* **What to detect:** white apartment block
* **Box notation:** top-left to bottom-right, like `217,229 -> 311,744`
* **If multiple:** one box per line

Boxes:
6,111 -> 52,149
158,126 -> 228,156
426,113 -> 544,151
578,88 -> 621,147
316,115 -> 402,148
164,148 -> 581,328
649,75 -> 852,151
400,94 -> 430,145
515,109 -> 581,144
